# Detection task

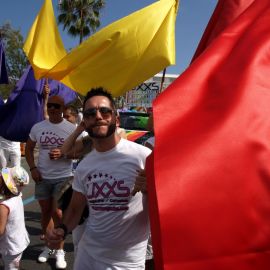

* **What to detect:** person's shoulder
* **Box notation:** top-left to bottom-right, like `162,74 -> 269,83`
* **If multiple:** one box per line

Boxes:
122,138 -> 146,147
121,138 -> 151,154
57,119 -> 76,132
1,195 -> 21,206
62,119 -> 76,128
31,119 -> 48,130
75,151 -> 95,171
34,119 -> 47,126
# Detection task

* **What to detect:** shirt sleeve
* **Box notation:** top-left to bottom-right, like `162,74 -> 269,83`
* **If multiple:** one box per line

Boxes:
29,124 -> 37,142
72,169 -> 87,195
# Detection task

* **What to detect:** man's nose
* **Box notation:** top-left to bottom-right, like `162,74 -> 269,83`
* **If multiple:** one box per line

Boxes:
95,109 -> 103,119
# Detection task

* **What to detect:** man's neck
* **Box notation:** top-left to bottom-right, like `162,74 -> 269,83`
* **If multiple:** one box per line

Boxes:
49,117 -> 63,124
93,133 -> 121,152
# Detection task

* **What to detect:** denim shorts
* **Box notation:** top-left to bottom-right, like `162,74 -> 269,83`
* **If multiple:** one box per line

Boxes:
35,176 -> 73,200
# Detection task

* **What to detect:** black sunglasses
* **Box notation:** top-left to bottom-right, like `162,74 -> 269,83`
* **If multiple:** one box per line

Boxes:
83,107 -> 114,118
47,103 -> 62,109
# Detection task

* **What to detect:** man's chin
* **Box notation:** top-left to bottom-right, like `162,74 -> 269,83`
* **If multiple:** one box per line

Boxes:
86,130 -> 110,138
86,123 -> 116,139
90,133 -> 108,139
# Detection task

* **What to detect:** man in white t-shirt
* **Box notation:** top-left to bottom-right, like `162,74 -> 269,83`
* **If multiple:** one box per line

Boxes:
0,136 -> 21,169
25,95 -> 76,269
47,88 -> 151,270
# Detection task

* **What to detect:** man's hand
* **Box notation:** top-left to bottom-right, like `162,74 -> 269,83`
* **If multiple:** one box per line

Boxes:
46,228 -> 65,250
49,148 -> 63,160
132,169 -> 147,196
43,84 -> 50,98
30,168 -> 42,183
77,120 -> 86,133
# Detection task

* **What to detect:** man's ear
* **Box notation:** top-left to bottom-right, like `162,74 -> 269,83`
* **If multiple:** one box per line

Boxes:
116,114 -> 120,127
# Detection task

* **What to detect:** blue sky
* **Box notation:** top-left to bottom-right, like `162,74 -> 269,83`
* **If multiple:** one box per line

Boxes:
0,0 -> 217,75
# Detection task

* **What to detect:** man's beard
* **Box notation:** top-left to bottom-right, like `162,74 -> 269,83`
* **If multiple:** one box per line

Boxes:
85,121 -> 117,138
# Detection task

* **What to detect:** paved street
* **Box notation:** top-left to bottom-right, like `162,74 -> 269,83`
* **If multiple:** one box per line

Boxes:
0,157 -> 75,270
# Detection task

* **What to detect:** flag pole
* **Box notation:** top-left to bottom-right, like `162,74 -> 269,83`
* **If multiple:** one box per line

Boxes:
159,68 -> 167,94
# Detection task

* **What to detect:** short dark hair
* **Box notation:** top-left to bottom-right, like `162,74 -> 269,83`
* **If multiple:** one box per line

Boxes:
83,87 -> 116,111
64,104 -> 79,115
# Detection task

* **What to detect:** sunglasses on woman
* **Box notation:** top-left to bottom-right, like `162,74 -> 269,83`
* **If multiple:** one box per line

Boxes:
83,107 -> 114,118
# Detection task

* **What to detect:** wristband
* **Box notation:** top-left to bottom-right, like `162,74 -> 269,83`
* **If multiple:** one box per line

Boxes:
55,223 -> 68,239
30,166 -> 37,171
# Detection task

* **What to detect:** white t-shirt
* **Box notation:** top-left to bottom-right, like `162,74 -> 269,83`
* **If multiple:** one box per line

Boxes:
29,119 -> 76,179
73,138 -> 151,268
0,194 -> 30,256
0,136 -> 20,151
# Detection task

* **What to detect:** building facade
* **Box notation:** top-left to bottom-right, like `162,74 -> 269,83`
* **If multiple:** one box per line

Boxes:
123,73 -> 178,109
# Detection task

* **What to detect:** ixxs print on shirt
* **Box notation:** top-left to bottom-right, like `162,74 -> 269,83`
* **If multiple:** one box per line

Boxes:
86,171 -> 131,211
39,131 -> 65,150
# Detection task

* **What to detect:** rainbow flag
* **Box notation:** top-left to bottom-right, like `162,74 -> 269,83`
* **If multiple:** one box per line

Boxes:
126,130 -> 148,142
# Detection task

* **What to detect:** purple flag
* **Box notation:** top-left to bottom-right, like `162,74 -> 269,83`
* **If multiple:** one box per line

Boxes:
0,38 -> 9,84
0,66 -> 78,142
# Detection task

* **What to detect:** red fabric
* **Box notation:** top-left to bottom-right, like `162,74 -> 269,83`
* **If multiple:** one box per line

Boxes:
146,152 -> 164,269
149,0 -> 270,269
191,0 -> 254,62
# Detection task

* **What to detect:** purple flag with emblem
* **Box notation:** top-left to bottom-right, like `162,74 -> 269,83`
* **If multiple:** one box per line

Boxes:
0,66 -> 78,142
0,38 -> 9,84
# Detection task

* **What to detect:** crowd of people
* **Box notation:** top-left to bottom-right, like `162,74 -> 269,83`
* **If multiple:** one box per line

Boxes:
0,86 -> 154,270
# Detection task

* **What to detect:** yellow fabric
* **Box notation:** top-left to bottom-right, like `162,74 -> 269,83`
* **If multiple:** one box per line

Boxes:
24,0 -> 178,97
23,0 -> 66,77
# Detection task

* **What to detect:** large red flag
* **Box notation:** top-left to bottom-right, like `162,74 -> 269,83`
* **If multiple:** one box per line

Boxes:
149,0 -> 270,269
191,0 -> 254,62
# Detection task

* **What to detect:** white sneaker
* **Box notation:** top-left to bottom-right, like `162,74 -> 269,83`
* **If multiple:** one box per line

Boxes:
38,247 -> 54,263
55,249 -> 67,269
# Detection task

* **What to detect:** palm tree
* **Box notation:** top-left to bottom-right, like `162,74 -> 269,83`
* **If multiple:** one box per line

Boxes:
58,0 -> 105,44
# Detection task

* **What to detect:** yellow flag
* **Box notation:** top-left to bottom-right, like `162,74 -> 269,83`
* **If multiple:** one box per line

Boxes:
23,0 -> 66,78
24,0 -> 178,97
